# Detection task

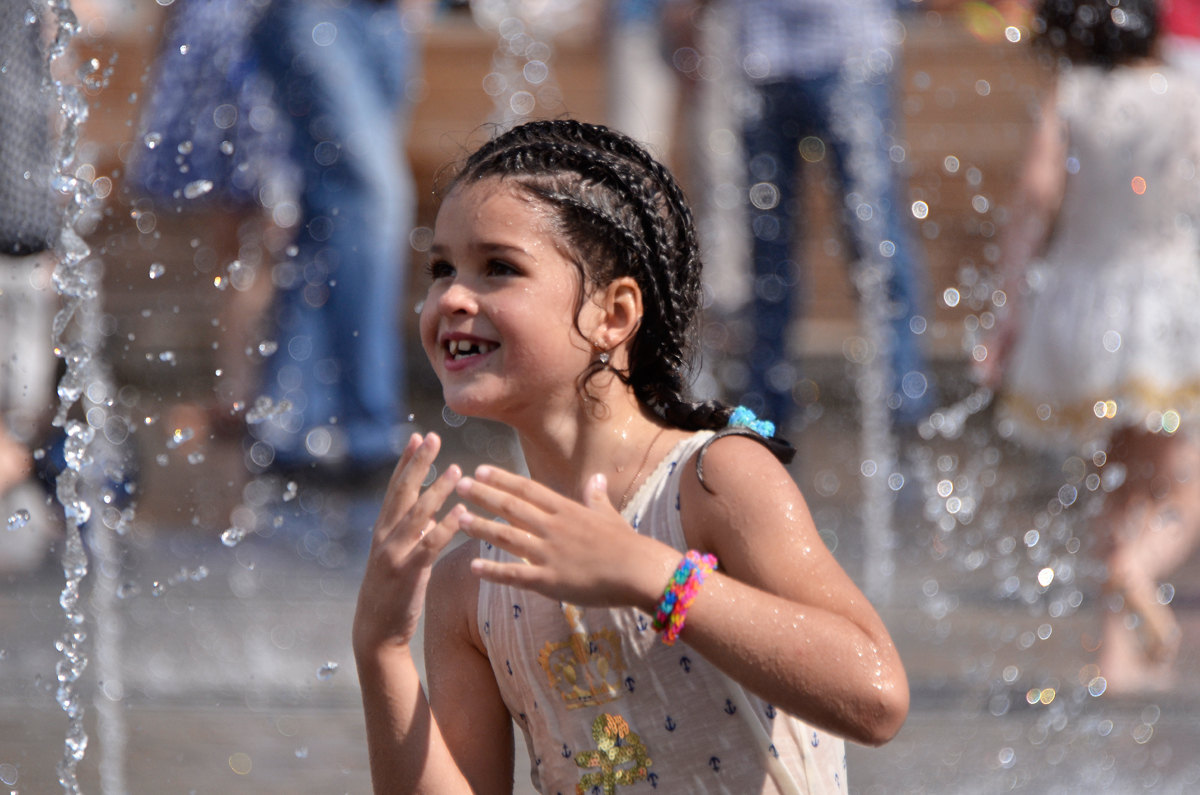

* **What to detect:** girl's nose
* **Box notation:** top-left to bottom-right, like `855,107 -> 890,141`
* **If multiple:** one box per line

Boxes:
437,281 -> 479,315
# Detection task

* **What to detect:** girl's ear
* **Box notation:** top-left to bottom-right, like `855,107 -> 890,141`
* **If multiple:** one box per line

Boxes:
591,276 -> 643,357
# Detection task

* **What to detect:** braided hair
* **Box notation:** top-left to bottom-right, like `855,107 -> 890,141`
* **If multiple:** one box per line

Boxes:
443,120 -> 790,460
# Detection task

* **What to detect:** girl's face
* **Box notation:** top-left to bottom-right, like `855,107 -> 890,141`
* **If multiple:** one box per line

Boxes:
420,179 -> 598,423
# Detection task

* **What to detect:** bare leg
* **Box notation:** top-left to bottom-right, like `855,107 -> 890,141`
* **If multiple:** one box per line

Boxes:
1100,428 -> 1200,692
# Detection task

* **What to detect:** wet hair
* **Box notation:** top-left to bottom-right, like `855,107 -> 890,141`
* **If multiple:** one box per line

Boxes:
1034,0 -> 1157,68
443,119 -> 793,463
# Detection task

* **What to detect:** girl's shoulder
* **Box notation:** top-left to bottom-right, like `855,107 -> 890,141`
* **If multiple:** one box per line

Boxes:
677,432 -> 801,550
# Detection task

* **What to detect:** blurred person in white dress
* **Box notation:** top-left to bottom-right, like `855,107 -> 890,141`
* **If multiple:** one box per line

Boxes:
982,0 -> 1200,692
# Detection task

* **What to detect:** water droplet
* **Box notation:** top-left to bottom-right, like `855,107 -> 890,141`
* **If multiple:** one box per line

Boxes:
0,763 -> 16,786
221,527 -> 246,547
6,509 -> 31,531
186,451 -> 205,464
911,200 -> 929,219
316,661 -> 338,681
510,91 -> 535,116
283,481 -> 298,502
312,21 -> 337,46
183,179 -> 213,199
229,753 -> 252,775
151,581 -> 165,596
116,581 -> 140,599
213,104 -> 237,129
143,132 -> 162,149
295,747 -> 308,758
148,263 -> 165,279
177,140 -> 193,154
158,351 -> 176,364
179,44 -> 189,54
246,396 -> 292,425
258,340 -> 278,356
442,406 -> 466,427
220,140 -> 235,155
166,427 -> 193,448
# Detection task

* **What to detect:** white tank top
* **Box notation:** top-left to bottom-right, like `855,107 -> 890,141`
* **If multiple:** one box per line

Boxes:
477,431 -> 847,795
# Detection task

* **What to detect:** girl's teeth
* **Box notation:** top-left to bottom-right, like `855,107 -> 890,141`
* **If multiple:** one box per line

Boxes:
446,339 -> 496,359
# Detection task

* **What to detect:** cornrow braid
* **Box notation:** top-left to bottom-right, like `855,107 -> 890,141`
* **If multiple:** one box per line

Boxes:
444,120 -> 793,463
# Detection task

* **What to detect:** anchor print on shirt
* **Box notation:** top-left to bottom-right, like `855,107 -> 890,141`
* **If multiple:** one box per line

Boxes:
764,703 -> 776,720
723,699 -> 737,715
679,656 -> 691,673
513,604 -> 522,619
574,713 -> 652,795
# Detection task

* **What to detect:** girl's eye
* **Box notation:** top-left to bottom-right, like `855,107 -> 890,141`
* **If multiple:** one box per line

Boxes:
427,260 -> 454,279
487,259 -> 518,276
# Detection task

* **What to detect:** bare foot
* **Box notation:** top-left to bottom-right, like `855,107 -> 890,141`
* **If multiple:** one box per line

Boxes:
0,427 -> 33,498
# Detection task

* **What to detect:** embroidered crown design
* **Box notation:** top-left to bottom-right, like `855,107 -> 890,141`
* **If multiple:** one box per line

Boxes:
538,627 -> 626,710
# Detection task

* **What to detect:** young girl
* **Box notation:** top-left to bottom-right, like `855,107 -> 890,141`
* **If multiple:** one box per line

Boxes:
352,120 -> 908,794
982,0 -> 1200,692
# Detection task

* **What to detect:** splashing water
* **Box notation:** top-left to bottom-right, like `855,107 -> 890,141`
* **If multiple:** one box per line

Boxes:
245,395 -> 293,425
221,527 -> 248,547
6,509 -> 30,530
40,2 -> 133,792
316,661 -> 339,681
829,48 -> 900,604
470,0 -> 581,130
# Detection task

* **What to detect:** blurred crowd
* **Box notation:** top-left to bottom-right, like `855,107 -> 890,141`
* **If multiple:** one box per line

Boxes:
3,0 -> 1200,693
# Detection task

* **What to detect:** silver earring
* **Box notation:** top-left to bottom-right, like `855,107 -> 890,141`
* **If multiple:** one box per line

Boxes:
599,352 -> 610,365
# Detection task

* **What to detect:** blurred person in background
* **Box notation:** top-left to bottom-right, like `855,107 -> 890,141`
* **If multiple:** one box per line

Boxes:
138,0 -> 418,483
249,0 -> 418,480
0,0 -> 63,573
982,0 -> 1200,693
730,0 -> 935,433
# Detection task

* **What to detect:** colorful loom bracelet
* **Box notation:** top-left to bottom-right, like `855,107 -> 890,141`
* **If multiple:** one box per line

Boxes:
651,550 -> 718,645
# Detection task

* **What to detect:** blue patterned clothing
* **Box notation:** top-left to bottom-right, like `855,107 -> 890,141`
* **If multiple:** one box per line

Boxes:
737,0 -> 891,81
477,431 -> 847,795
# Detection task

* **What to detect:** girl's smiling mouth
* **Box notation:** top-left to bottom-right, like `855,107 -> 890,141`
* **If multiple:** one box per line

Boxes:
441,334 -> 500,370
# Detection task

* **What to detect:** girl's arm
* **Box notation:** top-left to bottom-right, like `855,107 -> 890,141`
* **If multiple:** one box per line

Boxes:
673,436 -> 907,746
454,440 -> 908,747
977,83 -> 1068,387
353,433 -> 509,795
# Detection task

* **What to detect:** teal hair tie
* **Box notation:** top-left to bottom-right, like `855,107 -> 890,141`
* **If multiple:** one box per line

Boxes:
728,406 -> 775,438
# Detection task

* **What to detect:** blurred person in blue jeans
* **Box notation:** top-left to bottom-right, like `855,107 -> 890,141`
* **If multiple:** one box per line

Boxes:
736,0 -> 934,430
250,0 -> 416,477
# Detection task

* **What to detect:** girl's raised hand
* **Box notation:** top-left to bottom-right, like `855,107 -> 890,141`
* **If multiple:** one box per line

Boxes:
352,433 -> 465,655
455,466 -> 676,612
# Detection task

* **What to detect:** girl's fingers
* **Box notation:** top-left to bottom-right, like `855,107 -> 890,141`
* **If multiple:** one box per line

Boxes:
470,465 -> 565,513
375,433 -> 443,540
458,512 -> 540,561
388,462 -> 462,545
374,435 -> 421,533
415,503 -> 466,559
469,556 -> 543,590
456,473 -> 549,532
